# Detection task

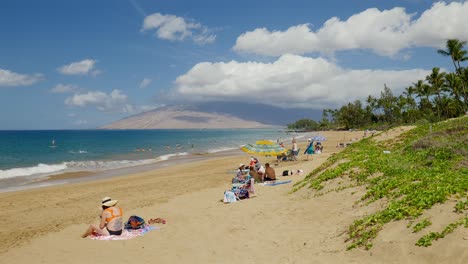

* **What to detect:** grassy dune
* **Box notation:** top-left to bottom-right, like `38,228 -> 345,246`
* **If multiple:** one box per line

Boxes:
294,116 -> 468,250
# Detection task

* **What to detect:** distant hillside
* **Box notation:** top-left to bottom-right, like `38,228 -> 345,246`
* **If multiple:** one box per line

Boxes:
101,102 -> 321,129
100,105 -> 272,129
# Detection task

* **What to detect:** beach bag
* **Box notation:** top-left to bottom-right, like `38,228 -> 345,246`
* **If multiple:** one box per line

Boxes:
224,190 -> 237,203
125,215 -> 146,230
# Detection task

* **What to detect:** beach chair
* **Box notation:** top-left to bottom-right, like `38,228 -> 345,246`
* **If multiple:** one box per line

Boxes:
287,148 -> 300,161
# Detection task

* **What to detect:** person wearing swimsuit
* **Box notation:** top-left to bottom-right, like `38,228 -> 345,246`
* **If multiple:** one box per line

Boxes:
82,197 -> 123,238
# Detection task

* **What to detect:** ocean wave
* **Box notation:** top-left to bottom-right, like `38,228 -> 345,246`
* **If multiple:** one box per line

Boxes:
207,147 -> 237,153
0,146 -> 241,180
0,153 -> 193,179
69,150 -> 88,154
157,152 -> 189,161
0,163 -> 68,179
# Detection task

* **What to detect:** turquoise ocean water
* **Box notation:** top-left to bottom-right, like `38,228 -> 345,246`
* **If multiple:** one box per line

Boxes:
0,129 -> 303,191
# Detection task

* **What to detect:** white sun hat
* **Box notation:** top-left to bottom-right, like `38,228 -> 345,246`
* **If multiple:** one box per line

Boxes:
101,196 -> 118,207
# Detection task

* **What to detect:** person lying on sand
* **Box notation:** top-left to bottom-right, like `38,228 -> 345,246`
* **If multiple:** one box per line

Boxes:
282,169 -> 304,176
81,197 -> 123,238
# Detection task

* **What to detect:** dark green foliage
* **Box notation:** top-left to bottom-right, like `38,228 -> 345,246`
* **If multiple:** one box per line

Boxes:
287,118 -> 319,131
293,39 -> 468,130
294,116 -> 468,250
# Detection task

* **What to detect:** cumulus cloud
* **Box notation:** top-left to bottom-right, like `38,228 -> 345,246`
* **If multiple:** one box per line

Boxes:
173,54 -> 430,109
50,83 -> 79,93
142,13 -> 216,44
140,78 -> 152,88
65,89 -> 128,111
58,59 -> 98,75
0,68 -> 43,87
233,1 -> 468,57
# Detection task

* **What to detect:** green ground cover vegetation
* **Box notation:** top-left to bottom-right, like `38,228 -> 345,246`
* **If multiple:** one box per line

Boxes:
293,116 -> 467,250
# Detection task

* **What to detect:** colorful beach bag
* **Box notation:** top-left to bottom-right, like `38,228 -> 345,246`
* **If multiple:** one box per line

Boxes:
125,215 -> 146,230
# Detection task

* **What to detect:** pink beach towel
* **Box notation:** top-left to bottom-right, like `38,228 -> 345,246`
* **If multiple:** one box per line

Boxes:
90,225 -> 159,240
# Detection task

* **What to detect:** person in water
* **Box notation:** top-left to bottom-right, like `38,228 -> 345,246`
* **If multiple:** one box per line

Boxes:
82,197 -> 123,237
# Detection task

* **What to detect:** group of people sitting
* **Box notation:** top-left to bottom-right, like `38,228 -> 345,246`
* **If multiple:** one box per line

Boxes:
224,157 -> 278,203
239,157 -> 277,182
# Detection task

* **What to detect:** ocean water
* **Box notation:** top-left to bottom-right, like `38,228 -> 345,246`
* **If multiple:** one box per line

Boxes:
0,129 -> 301,187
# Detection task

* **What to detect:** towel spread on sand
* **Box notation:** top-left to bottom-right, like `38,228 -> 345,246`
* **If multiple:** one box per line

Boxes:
263,180 -> 292,186
90,225 -> 159,240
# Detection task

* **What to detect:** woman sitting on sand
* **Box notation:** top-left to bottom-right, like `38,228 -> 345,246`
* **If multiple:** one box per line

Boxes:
248,166 -> 261,183
233,164 -> 247,183
82,197 -> 123,238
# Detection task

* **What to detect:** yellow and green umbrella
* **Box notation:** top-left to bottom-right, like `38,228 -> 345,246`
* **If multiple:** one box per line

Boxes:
240,140 -> 288,156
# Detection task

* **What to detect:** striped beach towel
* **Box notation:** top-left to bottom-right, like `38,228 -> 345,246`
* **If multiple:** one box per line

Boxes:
90,225 -> 159,240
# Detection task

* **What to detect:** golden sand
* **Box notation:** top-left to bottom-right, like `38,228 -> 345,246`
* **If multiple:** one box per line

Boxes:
0,130 -> 465,264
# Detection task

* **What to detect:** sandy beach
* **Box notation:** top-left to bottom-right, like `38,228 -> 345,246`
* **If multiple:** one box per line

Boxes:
1,130 -> 466,264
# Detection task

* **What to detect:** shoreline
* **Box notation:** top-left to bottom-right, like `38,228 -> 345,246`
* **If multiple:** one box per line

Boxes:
0,148 -> 246,193
0,129 -> 335,193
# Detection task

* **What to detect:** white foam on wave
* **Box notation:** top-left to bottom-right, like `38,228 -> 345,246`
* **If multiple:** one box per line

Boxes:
0,163 -> 68,179
157,152 -> 189,161
206,147 -> 237,154
0,148 -> 225,181
0,158 -> 159,179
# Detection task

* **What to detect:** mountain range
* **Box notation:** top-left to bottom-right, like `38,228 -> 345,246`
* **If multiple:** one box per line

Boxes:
101,102 -> 322,129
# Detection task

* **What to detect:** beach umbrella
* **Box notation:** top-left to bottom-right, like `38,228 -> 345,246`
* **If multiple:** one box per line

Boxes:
311,135 -> 327,142
240,142 -> 288,156
255,140 -> 275,145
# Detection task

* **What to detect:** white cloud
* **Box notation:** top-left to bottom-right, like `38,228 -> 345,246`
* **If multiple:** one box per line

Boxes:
174,54 -> 430,109
140,78 -> 152,88
233,1 -> 468,57
51,83 -> 79,93
65,89 -> 128,111
58,59 -> 98,75
142,13 -> 215,44
0,68 -> 43,87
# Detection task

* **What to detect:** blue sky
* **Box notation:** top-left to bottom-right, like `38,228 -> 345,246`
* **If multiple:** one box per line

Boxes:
1,0 -> 467,129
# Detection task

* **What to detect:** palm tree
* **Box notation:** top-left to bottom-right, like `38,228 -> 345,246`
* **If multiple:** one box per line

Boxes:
402,86 -> 417,122
413,80 -> 433,115
444,73 -> 466,113
438,39 -> 468,106
426,67 -> 446,120
437,39 -> 468,73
